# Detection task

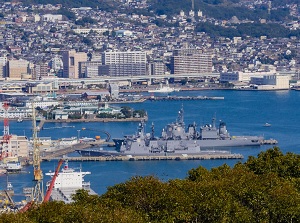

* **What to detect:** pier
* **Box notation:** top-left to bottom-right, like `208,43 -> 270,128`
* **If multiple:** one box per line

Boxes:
146,96 -> 224,101
42,153 -> 244,162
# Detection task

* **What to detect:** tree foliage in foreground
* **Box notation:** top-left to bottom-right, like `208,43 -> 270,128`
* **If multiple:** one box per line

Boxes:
1,147 -> 300,222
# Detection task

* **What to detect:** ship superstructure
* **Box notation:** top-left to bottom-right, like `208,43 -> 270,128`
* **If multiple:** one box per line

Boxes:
45,160 -> 96,203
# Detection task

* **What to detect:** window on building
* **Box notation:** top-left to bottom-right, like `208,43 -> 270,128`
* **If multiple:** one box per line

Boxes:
70,57 -> 75,66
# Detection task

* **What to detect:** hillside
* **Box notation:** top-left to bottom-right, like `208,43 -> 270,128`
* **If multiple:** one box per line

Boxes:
0,0 -> 298,22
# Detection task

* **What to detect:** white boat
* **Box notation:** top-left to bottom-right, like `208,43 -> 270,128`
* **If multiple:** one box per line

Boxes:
45,160 -> 97,203
5,161 -> 22,172
264,123 -> 271,127
148,83 -> 177,93
17,118 -> 23,123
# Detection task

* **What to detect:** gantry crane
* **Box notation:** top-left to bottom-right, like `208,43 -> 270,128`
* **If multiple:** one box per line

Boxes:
31,103 -> 44,203
20,103 -> 44,212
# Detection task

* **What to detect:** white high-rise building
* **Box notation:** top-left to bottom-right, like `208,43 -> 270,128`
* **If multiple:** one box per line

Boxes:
99,51 -> 147,77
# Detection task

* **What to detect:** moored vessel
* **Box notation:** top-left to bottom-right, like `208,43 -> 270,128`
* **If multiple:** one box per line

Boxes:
1,161 -> 22,173
45,160 -> 96,203
78,107 -> 272,157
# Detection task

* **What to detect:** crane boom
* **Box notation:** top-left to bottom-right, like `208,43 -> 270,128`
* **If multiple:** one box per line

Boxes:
44,159 -> 64,202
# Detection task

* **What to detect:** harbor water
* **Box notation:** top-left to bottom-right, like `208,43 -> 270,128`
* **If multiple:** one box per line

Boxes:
1,89 -> 300,201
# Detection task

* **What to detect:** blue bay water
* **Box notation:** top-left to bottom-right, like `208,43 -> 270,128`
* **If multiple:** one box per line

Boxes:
1,90 -> 300,200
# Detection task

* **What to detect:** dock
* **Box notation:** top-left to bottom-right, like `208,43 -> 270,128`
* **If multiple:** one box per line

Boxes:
42,153 -> 244,162
146,96 -> 224,101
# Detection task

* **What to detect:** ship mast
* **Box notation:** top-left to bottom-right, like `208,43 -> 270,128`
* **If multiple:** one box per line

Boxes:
31,102 -> 44,203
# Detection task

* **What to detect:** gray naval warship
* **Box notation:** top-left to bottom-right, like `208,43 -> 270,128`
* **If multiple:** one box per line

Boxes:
77,107 -> 269,157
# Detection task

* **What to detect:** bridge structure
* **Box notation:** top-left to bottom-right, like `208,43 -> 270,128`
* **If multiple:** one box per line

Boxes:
54,72 -> 221,88
0,72 -> 220,88
0,71 -> 295,90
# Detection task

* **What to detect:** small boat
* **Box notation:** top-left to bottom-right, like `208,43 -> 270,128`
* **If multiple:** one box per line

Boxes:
264,123 -> 271,127
17,118 -> 23,123
5,161 -> 22,172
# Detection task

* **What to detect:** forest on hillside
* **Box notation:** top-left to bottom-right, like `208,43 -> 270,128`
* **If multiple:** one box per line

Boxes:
0,0 -> 297,22
0,147 -> 300,223
0,0 -> 296,39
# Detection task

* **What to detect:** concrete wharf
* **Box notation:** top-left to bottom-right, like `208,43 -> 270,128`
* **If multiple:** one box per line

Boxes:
146,96 -> 224,101
42,153 -> 243,162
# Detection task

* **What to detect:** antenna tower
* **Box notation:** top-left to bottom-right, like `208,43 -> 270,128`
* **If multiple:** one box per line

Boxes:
31,103 -> 44,203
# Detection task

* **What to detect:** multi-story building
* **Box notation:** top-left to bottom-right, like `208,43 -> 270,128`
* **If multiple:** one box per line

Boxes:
7,59 -> 29,79
33,62 -> 48,80
170,49 -> 212,75
0,56 -> 7,78
62,50 -> 87,79
99,51 -> 147,77
0,135 -> 29,158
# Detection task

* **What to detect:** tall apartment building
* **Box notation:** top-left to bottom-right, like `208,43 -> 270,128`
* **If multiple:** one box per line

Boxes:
0,57 -> 7,78
7,59 -> 29,79
99,51 -> 147,77
33,62 -> 48,80
62,50 -> 87,78
170,49 -> 212,75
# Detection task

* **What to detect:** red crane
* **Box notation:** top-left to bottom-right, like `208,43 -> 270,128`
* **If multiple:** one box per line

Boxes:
19,159 -> 64,212
44,159 -> 64,202
1,101 -> 11,159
